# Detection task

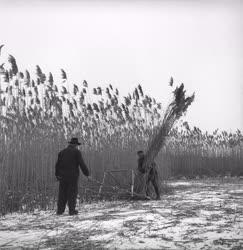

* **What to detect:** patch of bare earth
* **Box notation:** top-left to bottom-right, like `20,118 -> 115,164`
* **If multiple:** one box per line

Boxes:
0,179 -> 242,249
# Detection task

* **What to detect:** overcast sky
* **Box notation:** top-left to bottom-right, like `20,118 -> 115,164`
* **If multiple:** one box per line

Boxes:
0,0 -> 242,132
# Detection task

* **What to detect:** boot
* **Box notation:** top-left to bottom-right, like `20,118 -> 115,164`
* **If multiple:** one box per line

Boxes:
69,210 -> 78,216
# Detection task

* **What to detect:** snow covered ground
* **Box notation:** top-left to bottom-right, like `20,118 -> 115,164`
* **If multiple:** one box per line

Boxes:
0,179 -> 242,249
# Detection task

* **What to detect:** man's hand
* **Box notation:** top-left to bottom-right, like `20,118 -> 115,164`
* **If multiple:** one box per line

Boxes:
56,176 -> 62,181
87,176 -> 92,182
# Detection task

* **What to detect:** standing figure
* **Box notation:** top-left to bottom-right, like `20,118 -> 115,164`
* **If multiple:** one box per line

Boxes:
137,150 -> 160,200
55,137 -> 90,215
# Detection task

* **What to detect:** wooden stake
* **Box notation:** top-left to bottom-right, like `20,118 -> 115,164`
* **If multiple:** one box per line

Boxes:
98,171 -> 106,196
131,170 -> 134,197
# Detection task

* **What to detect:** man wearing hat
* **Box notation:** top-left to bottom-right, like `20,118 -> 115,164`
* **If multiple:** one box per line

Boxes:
55,137 -> 90,215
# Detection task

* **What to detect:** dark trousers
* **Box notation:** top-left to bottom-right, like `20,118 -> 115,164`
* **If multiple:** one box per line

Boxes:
57,178 -> 78,214
145,168 -> 160,198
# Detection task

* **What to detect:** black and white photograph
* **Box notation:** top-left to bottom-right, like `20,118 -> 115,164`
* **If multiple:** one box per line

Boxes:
0,0 -> 242,249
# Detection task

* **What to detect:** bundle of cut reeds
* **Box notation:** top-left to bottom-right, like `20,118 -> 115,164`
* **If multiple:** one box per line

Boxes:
143,83 -> 195,176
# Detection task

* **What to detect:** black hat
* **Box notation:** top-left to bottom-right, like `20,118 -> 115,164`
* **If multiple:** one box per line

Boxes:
137,150 -> 144,154
68,137 -> 81,145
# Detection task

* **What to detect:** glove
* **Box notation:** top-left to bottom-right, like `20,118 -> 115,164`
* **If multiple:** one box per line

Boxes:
56,176 -> 62,181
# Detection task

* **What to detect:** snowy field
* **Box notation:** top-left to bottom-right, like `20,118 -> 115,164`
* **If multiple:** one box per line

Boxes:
0,179 -> 242,250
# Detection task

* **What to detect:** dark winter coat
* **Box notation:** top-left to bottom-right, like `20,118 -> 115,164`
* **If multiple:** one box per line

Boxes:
55,145 -> 89,180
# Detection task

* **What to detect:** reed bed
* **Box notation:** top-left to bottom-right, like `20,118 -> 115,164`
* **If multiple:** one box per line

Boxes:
0,47 -> 242,214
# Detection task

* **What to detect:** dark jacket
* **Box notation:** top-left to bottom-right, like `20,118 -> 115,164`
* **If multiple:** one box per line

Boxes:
138,156 -> 146,174
55,145 -> 89,180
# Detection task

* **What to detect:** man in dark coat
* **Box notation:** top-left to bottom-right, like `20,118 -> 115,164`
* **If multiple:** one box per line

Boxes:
137,150 -> 160,200
55,137 -> 90,215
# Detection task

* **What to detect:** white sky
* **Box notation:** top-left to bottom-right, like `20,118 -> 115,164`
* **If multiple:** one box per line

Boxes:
0,0 -> 242,132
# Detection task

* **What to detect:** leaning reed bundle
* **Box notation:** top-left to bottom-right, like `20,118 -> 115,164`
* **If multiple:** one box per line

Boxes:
143,84 -> 195,172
